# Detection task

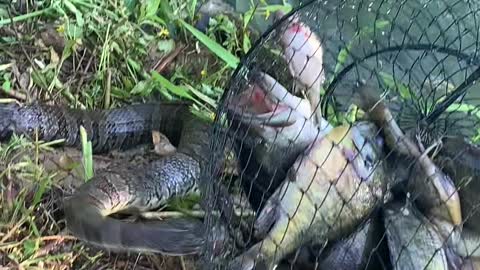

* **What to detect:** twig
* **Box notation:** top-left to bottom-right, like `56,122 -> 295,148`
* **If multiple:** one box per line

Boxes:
153,44 -> 186,73
0,217 -> 26,243
104,68 -> 111,109
0,7 -> 54,26
180,257 -> 187,270
139,209 -> 255,220
1,88 -> 27,101
7,7 -> 37,84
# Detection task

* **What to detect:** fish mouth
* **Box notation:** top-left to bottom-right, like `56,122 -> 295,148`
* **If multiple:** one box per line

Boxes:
226,73 -> 301,128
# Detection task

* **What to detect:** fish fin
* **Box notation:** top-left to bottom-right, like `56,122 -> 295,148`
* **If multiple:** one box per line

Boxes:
254,199 -> 279,239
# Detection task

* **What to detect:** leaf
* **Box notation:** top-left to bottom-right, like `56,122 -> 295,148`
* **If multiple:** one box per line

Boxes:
157,39 -> 175,53
123,0 -> 138,12
334,45 -> 351,74
130,80 -> 154,95
23,239 -> 37,257
379,72 -> 412,100
151,71 -> 194,100
145,0 -> 161,18
179,19 -> 239,69
445,103 -> 480,119
243,32 -> 251,54
189,0 -> 197,19
50,47 -> 60,65
243,9 -> 255,30
32,176 -> 49,208
80,126 -> 94,181
63,0 -> 84,27
188,84 -> 217,108
64,22 -> 83,40
2,73 -> 11,92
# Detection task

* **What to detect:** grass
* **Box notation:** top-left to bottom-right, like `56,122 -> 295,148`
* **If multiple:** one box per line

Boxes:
0,0 -> 291,268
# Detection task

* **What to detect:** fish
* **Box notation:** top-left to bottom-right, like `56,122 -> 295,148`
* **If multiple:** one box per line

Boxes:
383,201 -> 450,270
275,10 -> 329,131
289,215 -> 386,270
226,71 -> 327,211
227,120 -> 388,270
355,82 -> 463,228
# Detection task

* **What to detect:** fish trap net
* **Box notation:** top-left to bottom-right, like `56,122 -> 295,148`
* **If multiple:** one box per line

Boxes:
199,0 -> 480,269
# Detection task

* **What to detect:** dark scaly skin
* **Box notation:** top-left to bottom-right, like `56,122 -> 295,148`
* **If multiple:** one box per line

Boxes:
0,102 -> 188,153
0,101 -> 224,255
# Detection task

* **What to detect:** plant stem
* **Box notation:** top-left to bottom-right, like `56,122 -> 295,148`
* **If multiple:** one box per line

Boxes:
0,8 -> 55,26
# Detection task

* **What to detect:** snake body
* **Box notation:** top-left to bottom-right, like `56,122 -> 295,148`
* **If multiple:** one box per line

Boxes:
0,101 -> 219,255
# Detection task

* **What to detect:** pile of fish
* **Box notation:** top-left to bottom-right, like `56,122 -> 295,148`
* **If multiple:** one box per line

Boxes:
221,11 -> 480,270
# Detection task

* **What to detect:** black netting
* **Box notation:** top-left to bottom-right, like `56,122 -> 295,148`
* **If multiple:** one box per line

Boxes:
199,0 -> 480,269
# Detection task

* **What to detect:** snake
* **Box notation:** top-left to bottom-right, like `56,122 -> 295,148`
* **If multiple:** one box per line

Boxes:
0,101 -> 229,255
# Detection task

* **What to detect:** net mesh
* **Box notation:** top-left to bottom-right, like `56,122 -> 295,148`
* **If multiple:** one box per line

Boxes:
199,0 -> 480,269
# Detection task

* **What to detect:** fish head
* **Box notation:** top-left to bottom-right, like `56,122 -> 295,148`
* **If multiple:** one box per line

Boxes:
350,121 -> 386,182
226,71 -> 322,148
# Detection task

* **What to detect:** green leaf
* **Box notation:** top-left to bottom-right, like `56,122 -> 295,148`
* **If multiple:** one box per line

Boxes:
243,9 -> 255,30
151,71 -> 195,100
23,239 -> 37,257
446,103 -> 480,119
157,39 -> 175,53
130,80 -> 154,95
379,72 -> 412,100
189,0 -> 197,19
179,19 -> 239,69
188,84 -> 217,108
145,0 -> 161,18
64,22 -> 83,40
80,126 -> 94,181
2,74 -> 11,92
243,33 -> 251,54
123,0 -> 138,12
63,0 -> 85,27
334,45 -> 351,74
32,176 -> 48,209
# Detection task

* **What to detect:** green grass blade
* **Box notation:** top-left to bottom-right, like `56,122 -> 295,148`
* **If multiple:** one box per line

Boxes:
79,126 -> 94,181
178,19 -> 240,69
0,7 -> 54,26
151,71 -> 195,100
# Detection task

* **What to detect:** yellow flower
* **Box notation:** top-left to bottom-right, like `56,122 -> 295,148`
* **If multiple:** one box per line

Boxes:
159,28 -> 170,38
265,9 -> 271,19
56,25 -> 65,33
201,69 -> 207,77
